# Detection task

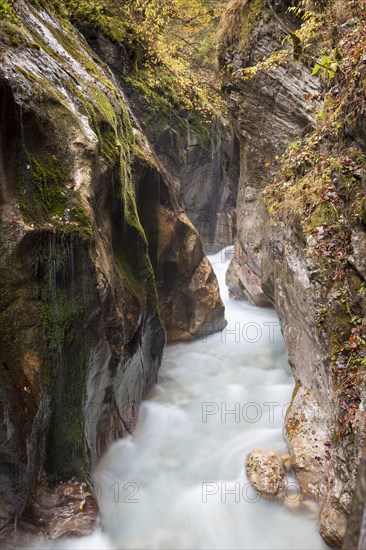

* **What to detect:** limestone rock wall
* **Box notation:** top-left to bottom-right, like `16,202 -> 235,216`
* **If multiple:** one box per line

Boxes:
0,1 -> 225,542
219,0 -> 366,546
146,117 -> 240,255
220,8 -> 320,305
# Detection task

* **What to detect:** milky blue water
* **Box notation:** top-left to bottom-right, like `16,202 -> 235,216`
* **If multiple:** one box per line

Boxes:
53,248 -> 326,550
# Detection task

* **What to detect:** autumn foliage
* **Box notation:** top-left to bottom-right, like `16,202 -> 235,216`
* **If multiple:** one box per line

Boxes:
57,0 -> 227,117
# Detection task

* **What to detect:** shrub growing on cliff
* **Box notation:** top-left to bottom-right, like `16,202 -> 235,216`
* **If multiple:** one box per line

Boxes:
0,1 -> 18,23
263,0 -> 366,442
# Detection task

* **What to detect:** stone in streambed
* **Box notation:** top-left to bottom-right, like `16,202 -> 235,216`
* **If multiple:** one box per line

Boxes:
246,450 -> 287,498
320,496 -> 347,548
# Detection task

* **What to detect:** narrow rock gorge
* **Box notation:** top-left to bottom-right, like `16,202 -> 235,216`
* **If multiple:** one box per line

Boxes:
0,0 -> 365,548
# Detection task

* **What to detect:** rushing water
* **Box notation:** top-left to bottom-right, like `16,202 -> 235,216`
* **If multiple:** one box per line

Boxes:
54,248 -> 326,550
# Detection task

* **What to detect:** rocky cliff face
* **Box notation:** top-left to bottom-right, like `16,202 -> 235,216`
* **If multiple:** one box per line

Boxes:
133,111 -> 240,255
0,1 -> 225,542
219,0 -> 366,546
86,32 -> 240,254
219,1 -> 320,306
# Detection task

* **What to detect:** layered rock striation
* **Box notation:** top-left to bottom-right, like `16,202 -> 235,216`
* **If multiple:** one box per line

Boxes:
219,0 -> 366,546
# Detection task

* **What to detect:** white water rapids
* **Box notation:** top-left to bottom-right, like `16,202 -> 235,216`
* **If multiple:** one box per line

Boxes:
53,247 -> 326,550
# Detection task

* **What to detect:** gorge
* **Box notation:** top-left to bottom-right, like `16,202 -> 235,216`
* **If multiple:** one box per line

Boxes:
0,0 -> 365,549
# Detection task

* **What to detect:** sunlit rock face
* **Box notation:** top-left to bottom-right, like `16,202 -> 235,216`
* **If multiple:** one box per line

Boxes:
219,1 -> 366,547
0,2 -> 225,542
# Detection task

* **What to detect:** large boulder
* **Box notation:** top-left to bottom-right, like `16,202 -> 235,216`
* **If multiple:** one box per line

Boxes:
246,450 -> 287,498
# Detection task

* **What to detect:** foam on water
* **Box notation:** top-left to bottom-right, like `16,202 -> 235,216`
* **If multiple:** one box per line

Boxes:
56,247 -> 326,550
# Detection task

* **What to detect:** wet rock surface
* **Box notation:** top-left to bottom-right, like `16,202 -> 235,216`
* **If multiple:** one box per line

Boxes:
342,449 -> 366,550
88,34 -> 240,255
148,118 -> 240,255
0,2 -> 225,542
157,206 -> 226,341
285,386 -> 332,501
320,495 -> 347,549
2,479 -> 98,548
246,450 -> 287,498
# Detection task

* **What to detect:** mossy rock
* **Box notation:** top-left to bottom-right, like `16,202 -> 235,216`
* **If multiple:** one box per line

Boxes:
360,198 -> 366,228
32,231 -> 96,480
18,153 -> 68,225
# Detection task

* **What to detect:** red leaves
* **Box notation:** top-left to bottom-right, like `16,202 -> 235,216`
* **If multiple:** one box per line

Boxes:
318,189 -> 340,203
311,224 -> 352,268
348,334 -> 359,349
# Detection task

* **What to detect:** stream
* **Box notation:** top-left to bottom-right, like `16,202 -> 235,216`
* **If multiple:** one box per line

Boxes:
54,247 -> 326,550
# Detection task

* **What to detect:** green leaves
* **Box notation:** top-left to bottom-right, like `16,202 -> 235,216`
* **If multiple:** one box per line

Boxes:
312,55 -> 338,79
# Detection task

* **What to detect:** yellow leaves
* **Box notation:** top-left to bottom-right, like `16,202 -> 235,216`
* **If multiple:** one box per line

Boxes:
235,49 -> 290,81
123,0 -> 224,117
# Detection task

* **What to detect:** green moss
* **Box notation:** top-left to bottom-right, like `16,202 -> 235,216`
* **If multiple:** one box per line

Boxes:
16,65 -> 41,84
18,0 -> 158,321
0,20 -> 27,45
125,57 -> 222,124
218,0 -> 267,63
111,134 -> 159,309
100,128 -> 122,164
309,201 -> 340,228
115,251 -> 138,291
15,66 -> 66,103
0,225 -> 31,370
70,206 -> 93,236
0,0 -> 164,480
29,0 -> 44,8
0,226 -> 95,480
239,0 -> 266,52
0,1 -> 35,46
18,153 -> 68,225
61,0 -> 127,43
124,75 -> 215,164
85,87 -> 117,128
34,233 -> 93,479
0,1 -> 19,24
132,142 -> 158,170
359,197 -> 366,227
